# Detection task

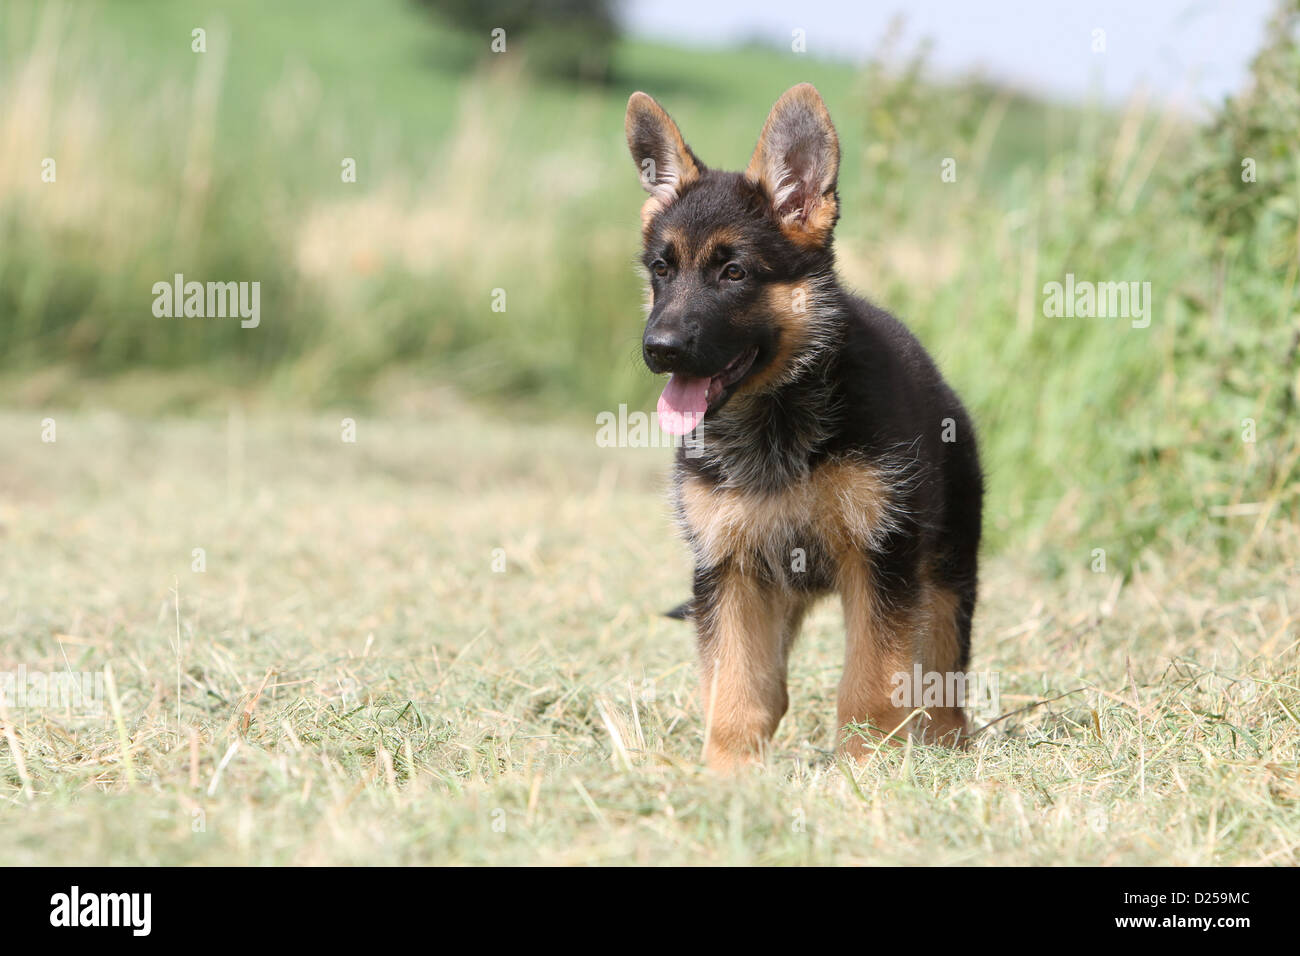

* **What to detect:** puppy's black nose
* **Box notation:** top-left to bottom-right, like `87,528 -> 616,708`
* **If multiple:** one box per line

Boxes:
643,330 -> 692,373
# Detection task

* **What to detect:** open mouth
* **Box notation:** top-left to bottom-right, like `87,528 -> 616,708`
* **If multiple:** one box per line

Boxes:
656,346 -> 759,436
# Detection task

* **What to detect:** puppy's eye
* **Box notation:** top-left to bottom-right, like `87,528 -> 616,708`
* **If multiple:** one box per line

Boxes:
651,259 -> 669,278
722,262 -> 746,281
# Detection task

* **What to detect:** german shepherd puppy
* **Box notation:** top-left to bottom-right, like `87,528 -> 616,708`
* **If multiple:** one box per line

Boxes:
624,84 -> 983,771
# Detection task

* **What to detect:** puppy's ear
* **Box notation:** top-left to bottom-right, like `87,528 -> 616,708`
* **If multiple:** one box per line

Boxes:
745,84 -> 840,248
625,92 -> 703,229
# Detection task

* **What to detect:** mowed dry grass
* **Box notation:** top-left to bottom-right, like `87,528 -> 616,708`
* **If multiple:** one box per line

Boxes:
0,408 -> 1296,865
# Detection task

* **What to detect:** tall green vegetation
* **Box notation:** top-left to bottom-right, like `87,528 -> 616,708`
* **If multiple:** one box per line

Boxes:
0,0 -> 1294,566
415,0 -> 617,80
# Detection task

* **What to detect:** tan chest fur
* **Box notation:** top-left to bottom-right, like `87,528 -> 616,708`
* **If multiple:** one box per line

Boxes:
676,458 -> 899,577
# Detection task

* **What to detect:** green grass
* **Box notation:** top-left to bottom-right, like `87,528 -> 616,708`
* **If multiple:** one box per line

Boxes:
0,410 -> 1296,865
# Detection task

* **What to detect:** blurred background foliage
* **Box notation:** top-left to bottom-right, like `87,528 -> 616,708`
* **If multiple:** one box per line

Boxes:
417,0 -> 618,81
0,0 -> 1296,570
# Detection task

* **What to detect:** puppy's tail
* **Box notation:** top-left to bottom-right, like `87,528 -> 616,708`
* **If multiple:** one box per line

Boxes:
664,600 -> 692,621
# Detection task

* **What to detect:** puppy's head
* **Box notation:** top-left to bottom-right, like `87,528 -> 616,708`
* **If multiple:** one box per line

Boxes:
625,84 -> 841,435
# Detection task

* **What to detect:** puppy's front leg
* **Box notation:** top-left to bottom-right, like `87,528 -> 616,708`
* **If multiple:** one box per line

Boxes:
837,557 -> 968,756
694,565 -> 790,772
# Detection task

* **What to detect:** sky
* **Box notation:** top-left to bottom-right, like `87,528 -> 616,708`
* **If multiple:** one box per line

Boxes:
620,0 -> 1277,113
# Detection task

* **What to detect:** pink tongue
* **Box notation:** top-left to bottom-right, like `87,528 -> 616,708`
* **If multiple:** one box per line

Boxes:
657,374 -> 709,435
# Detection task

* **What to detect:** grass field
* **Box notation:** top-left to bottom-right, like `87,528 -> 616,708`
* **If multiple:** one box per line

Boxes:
1,409 -> 1296,865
